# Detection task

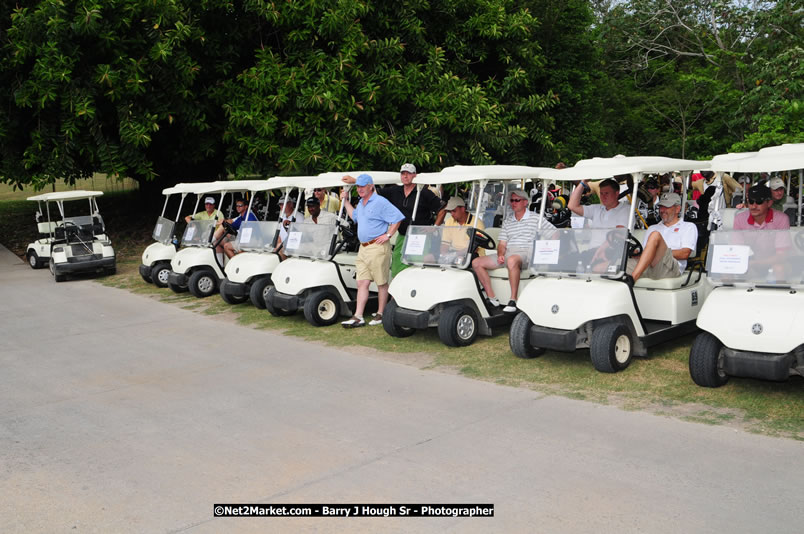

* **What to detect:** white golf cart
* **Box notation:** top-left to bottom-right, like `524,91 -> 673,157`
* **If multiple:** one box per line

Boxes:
690,145 -> 804,387
166,180 -> 268,297
26,190 -> 115,281
383,165 -> 551,347
509,156 -> 712,372
219,175 -> 314,306
265,171 -> 400,326
139,183 -> 202,288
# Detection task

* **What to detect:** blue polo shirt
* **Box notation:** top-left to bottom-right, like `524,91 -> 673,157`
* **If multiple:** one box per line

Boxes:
352,193 -> 404,243
231,211 -> 258,230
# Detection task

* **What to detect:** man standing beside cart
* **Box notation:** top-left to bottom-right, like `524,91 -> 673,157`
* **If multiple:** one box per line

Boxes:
339,174 -> 405,328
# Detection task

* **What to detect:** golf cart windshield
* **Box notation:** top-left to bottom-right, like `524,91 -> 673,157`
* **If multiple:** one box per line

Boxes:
475,182 -> 512,228
529,228 -> 629,278
181,220 -> 216,247
235,221 -> 279,252
152,216 -> 175,244
284,221 -> 337,259
706,229 -> 804,289
402,225 -> 473,269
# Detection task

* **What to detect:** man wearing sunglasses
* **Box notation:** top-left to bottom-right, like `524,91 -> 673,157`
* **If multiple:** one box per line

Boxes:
213,199 -> 258,261
472,189 -> 555,313
734,185 -> 790,231
304,187 -> 340,216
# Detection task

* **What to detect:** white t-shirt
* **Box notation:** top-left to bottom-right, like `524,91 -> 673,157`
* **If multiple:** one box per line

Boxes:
644,219 -> 698,271
583,202 -> 631,229
304,210 -> 337,225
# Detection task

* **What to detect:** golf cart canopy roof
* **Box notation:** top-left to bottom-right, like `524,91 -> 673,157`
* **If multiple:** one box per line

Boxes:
160,183 -> 208,196
27,190 -> 104,202
246,175 -> 318,192
314,171 -> 401,188
540,156 -> 710,182
414,165 -> 552,185
710,144 -> 804,173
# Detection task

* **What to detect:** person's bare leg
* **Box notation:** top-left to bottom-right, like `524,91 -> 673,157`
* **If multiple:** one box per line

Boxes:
631,232 -> 667,281
376,283 -> 389,315
354,279 -> 371,317
506,255 -> 522,300
472,255 -> 497,297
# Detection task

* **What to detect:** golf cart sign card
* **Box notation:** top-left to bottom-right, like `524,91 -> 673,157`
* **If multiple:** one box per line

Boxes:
239,226 -> 253,245
532,240 -> 560,265
405,233 -> 428,256
710,245 -> 750,274
286,231 -> 302,250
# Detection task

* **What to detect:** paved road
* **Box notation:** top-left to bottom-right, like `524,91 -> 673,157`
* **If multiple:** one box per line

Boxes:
1,244 -> 801,534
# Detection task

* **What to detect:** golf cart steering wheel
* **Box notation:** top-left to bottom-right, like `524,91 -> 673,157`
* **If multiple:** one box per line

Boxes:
472,229 -> 496,251
626,234 -> 643,257
221,220 -> 237,237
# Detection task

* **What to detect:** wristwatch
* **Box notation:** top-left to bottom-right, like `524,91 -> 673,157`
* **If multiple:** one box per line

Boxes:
386,233 -> 392,239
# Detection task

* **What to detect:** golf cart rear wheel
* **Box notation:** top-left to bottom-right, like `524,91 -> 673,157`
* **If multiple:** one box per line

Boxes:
509,312 -> 546,359
188,270 -> 218,298
382,299 -> 415,338
689,332 -> 729,388
220,279 -> 248,305
304,289 -> 341,326
438,305 -> 478,347
265,287 -> 294,317
168,279 -> 188,293
590,323 -> 632,373
249,277 -> 271,309
49,258 -> 66,282
27,251 -> 43,269
151,261 -> 171,288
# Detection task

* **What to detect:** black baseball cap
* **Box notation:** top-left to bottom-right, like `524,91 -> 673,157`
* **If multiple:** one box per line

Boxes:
305,196 -> 320,206
746,184 -> 771,203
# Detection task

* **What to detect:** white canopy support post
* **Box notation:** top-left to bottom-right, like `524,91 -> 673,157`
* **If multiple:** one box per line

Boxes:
538,178 -> 549,229
626,172 -> 642,230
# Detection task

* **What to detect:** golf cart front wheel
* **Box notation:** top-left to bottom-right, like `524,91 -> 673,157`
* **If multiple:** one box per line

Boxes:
590,323 -> 633,373
382,299 -> 415,338
249,277 -> 271,309
265,287 -> 294,317
27,251 -> 43,269
509,312 -> 546,359
304,289 -> 341,326
689,332 -> 729,388
151,261 -> 171,288
219,279 -> 248,305
49,258 -> 66,283
188,270 -> 219,298
438,305 -> 478,347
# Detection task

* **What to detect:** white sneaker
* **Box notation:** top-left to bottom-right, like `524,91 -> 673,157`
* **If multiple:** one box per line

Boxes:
503,300 -> 517,313
341,316 -> 366,328
487,297 -> 500,307
368,313 -> 383,326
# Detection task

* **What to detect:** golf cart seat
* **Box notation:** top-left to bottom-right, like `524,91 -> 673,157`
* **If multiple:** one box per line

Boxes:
484,227 -> 501,245
634,275 -> 689,290
37,221 -> 56,234
92,216 -> 104,234
719,208 -> 741,230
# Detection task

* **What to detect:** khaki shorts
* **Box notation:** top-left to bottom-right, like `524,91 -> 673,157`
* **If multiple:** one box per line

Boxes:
627,246 -> 680,280
356,241 -> 392,285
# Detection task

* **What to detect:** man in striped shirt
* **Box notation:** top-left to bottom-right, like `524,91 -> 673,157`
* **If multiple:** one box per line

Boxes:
472,189 -> 556,313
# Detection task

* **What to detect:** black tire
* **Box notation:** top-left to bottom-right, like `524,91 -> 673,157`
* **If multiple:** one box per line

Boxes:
304,289 -> 342,326
265,286 -> 294,317
140,267 -> 152,283
188,269 -> 219,298
382,299 -> 416,338
438,305 -> 479,347
219,279 -> 248,305
509,312 -> 546,359
168,280 -> 188,293
590,323 -> 633,373
689,332 -> 729,388
27,251 -> 43,269
249,277 -> 271,309
151,261 -> 171,288
49,258 -> 66,283
104,267 -> 117,276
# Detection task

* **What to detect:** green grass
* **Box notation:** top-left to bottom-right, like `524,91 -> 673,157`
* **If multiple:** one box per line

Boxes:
4,188 -> 802,440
